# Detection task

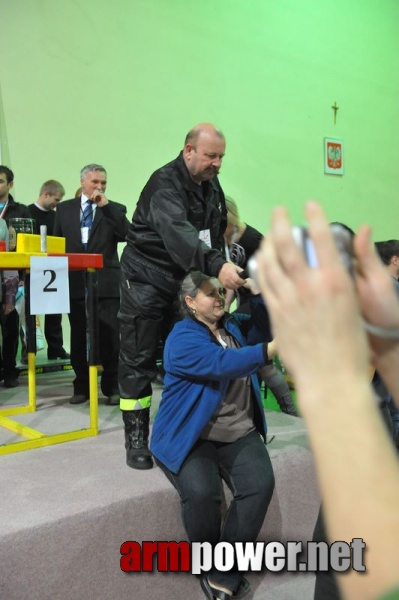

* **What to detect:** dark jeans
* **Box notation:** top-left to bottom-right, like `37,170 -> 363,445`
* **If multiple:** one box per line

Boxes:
156,431 -> 275,593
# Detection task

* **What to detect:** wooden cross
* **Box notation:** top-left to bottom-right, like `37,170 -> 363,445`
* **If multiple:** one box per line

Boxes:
332,101 -> 339,124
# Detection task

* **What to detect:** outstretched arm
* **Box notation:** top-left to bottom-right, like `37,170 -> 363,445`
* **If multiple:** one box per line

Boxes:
256,201 -> 399,600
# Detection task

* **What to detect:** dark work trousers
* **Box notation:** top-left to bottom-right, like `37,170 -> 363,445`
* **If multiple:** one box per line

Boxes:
68,296 -> 120,397
118,270 -> 179,405
0,308 -> 20,379
44,313 -> 65,355
156,431 -> 275,594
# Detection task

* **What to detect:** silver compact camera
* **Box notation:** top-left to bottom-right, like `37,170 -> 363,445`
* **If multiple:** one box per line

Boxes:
248,223 -> 354,283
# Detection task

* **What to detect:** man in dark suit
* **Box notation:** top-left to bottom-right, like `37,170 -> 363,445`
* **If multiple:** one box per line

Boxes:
27,179 -> 70,361
0,165 -> 31,388
54,164 -> 129,405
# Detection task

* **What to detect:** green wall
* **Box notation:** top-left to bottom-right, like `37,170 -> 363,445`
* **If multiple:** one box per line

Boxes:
1,0 -> 398,238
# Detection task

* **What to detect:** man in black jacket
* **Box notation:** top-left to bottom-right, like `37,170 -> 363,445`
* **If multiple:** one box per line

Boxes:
27,180 -> 70,361
54,164 -> 129,406
0,166 -> 31,387
119,123 -> 245,470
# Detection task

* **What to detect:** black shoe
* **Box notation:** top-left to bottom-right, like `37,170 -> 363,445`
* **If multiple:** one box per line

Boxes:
200,576 -> 232,600
200,576 -> 249,600
105,394 -> 120,406
69,394 -> 87,404
48,349 -> 70,360
4,377 -> 19,388
233,577 -> 250,599
123,408 -> 153,470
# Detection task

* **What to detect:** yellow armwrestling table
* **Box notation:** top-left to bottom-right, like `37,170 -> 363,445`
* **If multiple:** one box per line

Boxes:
0,233 -> 103,455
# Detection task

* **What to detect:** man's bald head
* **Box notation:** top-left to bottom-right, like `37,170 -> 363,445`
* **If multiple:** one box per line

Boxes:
184,123 -> 225,147
183,123 -> 226,185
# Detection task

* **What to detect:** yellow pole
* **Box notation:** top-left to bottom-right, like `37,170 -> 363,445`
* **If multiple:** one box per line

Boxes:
89,365 -> 99,434
27,352 -> 37,410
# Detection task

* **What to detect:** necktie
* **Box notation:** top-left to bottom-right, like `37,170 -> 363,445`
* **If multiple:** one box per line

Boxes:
81,200 -> 93,249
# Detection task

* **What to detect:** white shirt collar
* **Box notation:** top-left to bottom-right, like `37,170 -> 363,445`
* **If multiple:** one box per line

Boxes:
81,194 -> 96,210
34,202 -> 49,212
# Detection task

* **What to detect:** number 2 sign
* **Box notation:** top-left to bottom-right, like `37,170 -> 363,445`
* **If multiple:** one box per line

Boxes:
29,256 -> 70,315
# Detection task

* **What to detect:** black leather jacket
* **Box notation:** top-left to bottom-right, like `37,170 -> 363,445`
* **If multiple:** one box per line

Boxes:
125,152 -> 227,279
3,195 -> 31,224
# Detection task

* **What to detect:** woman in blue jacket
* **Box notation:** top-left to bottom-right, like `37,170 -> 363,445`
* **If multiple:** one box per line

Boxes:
151,271 -> 276,600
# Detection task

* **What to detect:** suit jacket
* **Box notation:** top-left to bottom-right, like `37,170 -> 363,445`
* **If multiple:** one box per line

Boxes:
53,197 -> 129,299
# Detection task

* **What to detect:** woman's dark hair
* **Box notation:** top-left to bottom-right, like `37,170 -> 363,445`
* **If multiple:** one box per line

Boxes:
179,271 -> 214,317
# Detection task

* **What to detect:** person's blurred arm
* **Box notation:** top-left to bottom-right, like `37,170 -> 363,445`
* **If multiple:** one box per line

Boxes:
256,201 -> 399,600
353,225 -> 399,407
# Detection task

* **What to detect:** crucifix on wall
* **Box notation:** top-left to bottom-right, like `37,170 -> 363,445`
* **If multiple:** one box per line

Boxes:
331,101 -> 339,124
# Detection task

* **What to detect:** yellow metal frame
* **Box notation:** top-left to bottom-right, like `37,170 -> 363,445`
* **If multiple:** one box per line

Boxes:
0,243 -> 100,455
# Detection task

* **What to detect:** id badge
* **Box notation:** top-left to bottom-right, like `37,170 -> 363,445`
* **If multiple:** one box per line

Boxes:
199,229 -> 212,248
81,226 -> 89,244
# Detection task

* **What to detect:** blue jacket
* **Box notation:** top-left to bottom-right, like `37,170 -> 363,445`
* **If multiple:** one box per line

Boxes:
150,301 -> 269,474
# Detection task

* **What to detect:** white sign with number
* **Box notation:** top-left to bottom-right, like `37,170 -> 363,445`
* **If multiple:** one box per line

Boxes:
30,256 -> 70,315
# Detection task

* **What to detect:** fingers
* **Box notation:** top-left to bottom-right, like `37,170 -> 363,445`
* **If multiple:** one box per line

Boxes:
353,225 -> 380,273
257,231 -> 285,302
256,206 -> 307,302
219,263 -> 246,290
257,201 -> 358,317
353,225 -> 393,297
304,201 -> 343,270
270,206 -> 309,279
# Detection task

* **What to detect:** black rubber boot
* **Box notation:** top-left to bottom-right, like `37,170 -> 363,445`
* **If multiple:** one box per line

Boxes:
122,408 -> 154,470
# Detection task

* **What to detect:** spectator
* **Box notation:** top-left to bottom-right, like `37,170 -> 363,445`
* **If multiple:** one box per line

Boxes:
256,201 -> 399,600
26,180 -> 70,361
0,165 -> 30,387
224,196 -> 298,416
151,271 -> 276,600
54,164 -> 129,405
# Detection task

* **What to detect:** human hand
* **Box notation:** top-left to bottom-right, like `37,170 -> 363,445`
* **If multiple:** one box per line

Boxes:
353,226 -> 399,367
242,277 -> 260,295
267,339 -> 277,359
2,303 -> 15,315
218,262 -> 246,290
256,201 -> 370,392
90,190 -> 108,207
